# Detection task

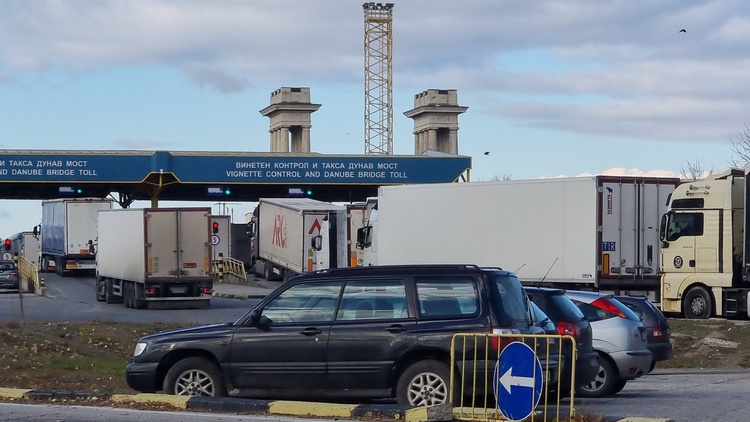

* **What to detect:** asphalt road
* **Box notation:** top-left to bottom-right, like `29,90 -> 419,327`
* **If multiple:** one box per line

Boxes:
0,272 -> 259,324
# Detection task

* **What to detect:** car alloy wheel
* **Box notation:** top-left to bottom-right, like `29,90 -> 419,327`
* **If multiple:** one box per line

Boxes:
397,360 -> 450,406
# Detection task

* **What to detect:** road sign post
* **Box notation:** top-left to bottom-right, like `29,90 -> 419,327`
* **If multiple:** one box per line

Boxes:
493,341 -> 543,421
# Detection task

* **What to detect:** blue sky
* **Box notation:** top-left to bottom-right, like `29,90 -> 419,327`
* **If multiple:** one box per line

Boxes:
1,0 -> 750,234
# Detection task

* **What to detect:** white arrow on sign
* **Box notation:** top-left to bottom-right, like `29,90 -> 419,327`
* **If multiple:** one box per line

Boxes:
499,367 -> 536,394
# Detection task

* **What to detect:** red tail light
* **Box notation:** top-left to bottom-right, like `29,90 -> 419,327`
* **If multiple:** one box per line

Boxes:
652,327 -> 663,340
144,288 -> 157,296
8,271 -> 18,276
557,321 -> 581,340
201,287 -> 213,295
591,297 -> 627,318
491,327 -> 520,350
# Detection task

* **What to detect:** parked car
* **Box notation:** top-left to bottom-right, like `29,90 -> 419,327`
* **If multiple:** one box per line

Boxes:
0,260 -> 19,290
525,287 -> 600,395
615,295 -> 673,372
126,264 -> 558,406
563,290 -> 652,398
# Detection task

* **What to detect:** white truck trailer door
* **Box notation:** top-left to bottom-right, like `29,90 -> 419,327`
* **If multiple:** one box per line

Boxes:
146,210 -> 178,278
305,213 -> 327,271
178,210 -> 211,277
600,180 -> 636,279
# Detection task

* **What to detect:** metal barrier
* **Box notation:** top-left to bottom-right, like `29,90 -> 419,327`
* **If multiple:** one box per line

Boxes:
17,256 -> 42,294
450,333 -> 576,421
211,256 -> 247,283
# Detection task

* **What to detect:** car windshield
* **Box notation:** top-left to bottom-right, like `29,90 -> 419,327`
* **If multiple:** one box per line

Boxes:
489,273 -> 532,328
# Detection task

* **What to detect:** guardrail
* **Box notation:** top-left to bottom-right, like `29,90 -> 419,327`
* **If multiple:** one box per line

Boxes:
211,256 -> 247,283
17,256 -> 42,294
450,332 -> 576,421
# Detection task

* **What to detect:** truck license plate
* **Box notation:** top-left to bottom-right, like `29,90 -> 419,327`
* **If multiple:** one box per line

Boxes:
170,286 -> 188,294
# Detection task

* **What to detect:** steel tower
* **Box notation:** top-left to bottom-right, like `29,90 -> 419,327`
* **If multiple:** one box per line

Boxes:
363,2 -> 394,155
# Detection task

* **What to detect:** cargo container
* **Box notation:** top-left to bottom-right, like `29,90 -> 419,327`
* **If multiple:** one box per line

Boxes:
248,198 -> 347,281
358,176 -> 680,298
37,198 -> 112,275
95,208 -> 213,309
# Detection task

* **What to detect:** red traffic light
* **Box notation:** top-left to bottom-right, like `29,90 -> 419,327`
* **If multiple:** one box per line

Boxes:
3,239 -> 10,251
212,222 -> 219,234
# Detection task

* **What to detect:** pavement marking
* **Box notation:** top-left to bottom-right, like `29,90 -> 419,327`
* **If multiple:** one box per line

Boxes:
0,388 -> 32,399
268,400 -> 358,417
111,393 -> 189,409
616,418 -> 674,422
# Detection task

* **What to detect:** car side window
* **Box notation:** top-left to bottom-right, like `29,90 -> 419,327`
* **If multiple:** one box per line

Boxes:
261,281 -> 342,324
336,279 -> 408,321
416,277 -> 478,319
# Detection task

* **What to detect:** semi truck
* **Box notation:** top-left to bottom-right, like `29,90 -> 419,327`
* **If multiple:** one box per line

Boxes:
248,198 -> 347,281
357,176 -> 680,298
659,168 -> 750,319
7,231 -> 41,270
95,207 -> 214,309
36,198 -> 113,275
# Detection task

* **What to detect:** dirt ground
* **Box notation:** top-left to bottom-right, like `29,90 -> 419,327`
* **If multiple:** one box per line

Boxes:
0,318 -> 748,395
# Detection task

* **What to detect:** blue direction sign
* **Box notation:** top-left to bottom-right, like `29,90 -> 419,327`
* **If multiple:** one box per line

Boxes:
493,341 -> 543,421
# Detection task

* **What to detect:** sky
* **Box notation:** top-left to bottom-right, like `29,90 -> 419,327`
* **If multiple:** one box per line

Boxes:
1,0 -> 750,234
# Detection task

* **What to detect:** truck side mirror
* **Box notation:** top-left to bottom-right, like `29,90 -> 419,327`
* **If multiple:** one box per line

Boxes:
659,214 -> 668,241
246,220 -> 256,237
356,226 -> 372,249
311,235 -> 323,251
32,225 -> 39,238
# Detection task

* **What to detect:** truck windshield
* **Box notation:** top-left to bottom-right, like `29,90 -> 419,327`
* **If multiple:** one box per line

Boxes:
489,273 -> 533,329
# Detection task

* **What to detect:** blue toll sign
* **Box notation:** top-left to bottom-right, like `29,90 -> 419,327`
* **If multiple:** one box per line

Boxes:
493,341 -> 543,421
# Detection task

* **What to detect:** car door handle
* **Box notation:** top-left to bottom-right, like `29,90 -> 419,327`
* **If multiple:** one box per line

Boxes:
386,325 -> 406,333
300,327 -> 322,336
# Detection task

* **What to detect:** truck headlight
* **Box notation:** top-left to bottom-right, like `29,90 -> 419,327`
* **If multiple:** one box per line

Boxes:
133,342 -> 147,357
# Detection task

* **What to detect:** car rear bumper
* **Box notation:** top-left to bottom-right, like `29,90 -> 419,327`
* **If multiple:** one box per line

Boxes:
609,349 -> 652,380
648,342 -> 673,362
125,362 -> 160,393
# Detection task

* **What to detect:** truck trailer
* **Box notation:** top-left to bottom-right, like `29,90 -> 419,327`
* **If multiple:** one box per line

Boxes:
659,168 -> 750,319
95,208 -> 214,309
358,176 -> 680,298
7,231 -> 40,270
37,198 -> 112,275
248,198 -> 347,281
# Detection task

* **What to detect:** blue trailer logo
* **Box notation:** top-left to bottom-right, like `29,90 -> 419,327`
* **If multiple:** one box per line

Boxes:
602,241 -> 616,251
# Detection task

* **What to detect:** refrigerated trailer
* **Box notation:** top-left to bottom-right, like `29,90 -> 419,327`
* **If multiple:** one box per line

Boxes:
359,176 -> 680,299
249,198 -> 347,281
95,208 -> 214,309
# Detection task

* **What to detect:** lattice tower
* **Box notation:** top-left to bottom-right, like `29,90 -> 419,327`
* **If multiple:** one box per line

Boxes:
363,2 -> 394,155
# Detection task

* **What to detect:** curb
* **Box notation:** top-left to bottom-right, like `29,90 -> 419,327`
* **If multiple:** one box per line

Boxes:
0,389 -> 448,422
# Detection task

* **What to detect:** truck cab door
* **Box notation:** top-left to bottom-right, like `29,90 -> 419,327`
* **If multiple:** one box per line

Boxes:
661,211 -> 707,275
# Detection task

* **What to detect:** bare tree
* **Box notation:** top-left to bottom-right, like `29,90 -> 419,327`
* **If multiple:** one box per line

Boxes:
680,159 -> 712,180
729,124 -> 750,168
473,174 -> 512,182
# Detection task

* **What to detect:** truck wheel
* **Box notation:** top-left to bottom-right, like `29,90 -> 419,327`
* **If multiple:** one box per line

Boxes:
134,283 -> 146,309
576,357 -> 619,398
40,257 -> 48,273
105,279 -> 117,304
396,359 -> 451,407
124,282 -> 133,308
684,286 -> 713,319
163,357 -> 227,397
95,278 -> 105,302
263,262 -> 274,281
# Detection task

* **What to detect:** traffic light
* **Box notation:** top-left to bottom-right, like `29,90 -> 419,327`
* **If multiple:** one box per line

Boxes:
305,188 -> 313,196
3,239 -> 10,251
212,222 -> 219,234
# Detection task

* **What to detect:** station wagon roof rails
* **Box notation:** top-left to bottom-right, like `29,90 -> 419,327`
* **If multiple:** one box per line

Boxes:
308,264 -> 484,275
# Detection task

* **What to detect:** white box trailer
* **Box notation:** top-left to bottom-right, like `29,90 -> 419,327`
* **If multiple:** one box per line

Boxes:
38,198 -> 112,275
95,208 -> 213,309
250,198 -> 347,281
369,176 -> 680,297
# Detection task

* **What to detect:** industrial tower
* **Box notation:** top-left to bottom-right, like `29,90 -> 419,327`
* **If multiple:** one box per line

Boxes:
363,2 -> 394,155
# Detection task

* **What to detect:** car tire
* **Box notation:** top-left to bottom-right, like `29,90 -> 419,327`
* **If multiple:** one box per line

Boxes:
612,379 -> 628,395
684,286 -> 712,319
163,357 -> 227,397
575,357 -> 619,398
396,360 -> 451,407
105,279 -> 117,304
